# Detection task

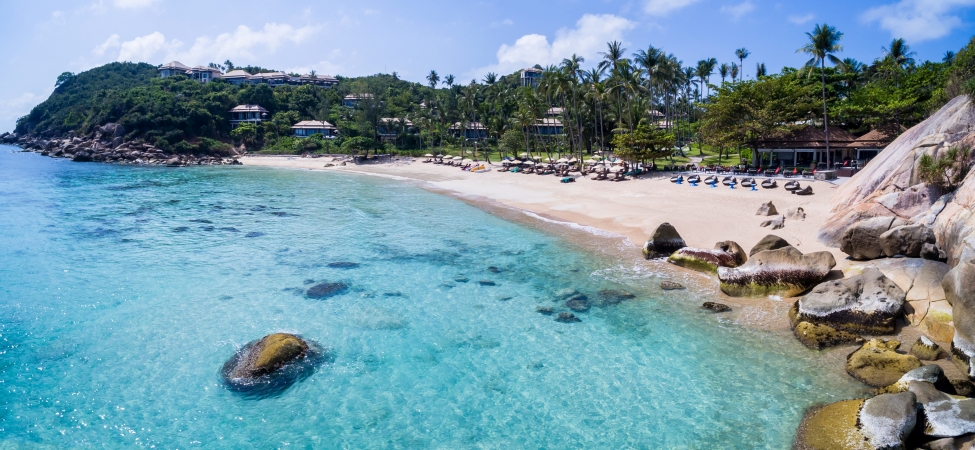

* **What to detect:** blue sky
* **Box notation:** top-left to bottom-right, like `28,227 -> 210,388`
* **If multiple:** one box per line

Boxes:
1,0 -> 974,132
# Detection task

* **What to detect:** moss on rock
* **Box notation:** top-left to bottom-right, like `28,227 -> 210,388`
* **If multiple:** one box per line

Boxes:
793,399 -> 870,450
846,339 -> 923,387
793,321 -> 864,350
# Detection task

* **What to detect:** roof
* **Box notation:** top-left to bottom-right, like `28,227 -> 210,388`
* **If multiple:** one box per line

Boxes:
292,120 -> 336,129
546,107 -> 564,116
250,71 -> 289,79
753,125 -> 858,149
648,110 -> 665,117
522,68 -> 543,74
159,61 -> 190,70
221,70 -> 252,79
852,124 -> 905,148
189,66 -> 221,73
230,105 -> 268,113
344,94 -> 374,100
300,74 -> 338,82
536,118 -> 563,126
450,122 -> 487,130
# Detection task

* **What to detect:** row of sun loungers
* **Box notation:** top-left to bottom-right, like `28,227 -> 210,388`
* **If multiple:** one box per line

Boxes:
669,174 -> 813,194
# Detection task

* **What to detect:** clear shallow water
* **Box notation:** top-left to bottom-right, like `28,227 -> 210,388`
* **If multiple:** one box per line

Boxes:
0,147 -> 867,448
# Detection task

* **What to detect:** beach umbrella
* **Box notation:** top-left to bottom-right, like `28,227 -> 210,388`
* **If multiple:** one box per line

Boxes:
519,153 -> 529,157
453,156 -> 463,160
436,154 -> 444,157
462,159 -> 474,164
424,153 -> 433,157
557,158 -> 569,163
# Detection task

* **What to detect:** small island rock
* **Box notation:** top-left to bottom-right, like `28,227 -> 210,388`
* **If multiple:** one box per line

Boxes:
791,268 -> 907,334
642,222 -> 686,259
660,281 -> 685,290
667,240 -> 747,274
701,302 -> 731,312
223,333 -> 310,382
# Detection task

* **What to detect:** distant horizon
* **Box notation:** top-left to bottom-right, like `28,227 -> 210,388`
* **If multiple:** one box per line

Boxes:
2,0 -> 974,132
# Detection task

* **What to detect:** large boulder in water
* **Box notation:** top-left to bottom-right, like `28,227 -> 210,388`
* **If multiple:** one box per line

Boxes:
859,392 -> 918,450
840,216 -> 910,260
846,339 -> 922,387
748,234 -> 790,257
790,268 -> 906,334
667,240 -> 746,273
642,222 -> 686,259
222,333 -> 311,384
306,282 -> 349,299
717,246 -> 836,297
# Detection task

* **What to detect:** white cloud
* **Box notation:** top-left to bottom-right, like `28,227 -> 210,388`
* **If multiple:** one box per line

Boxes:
721,1 -> 756,20
93,34 -> 121,56
644,0 -> 701,16
472,14 -> 635,77
113,0 -> 161,8
110,23 -> 321,64
1,89 -> 54,131
861,0 -> 975,42
287,50 -> 344,75
787,13 -> 815,25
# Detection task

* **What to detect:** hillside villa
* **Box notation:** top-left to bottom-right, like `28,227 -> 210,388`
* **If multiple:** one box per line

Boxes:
343,94 -> 374,108
229,105 -> 267,128
520,68 -> 542,88
158,61 -> 337,87
449,122 -> 488,140
291,120 -> 338,138
378,118 -> 415,142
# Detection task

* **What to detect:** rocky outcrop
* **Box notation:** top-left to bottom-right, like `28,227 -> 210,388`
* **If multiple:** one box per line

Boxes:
871,258 -> 953,341
760,216 -> 785,230
880,223 -> 937,258
642,223 -> 686,259
787,207 -> 807,221
667,240 -> 747,273
790,268 -> 907,334
910,380 -> 975,438
749,234 -> 791,256
945,259 -> 975,378
222,333 -> 311,382
793,321 -> 864,350
659,281 -> 685,290
859,392 -> 918,450
841,216 -> 911,260
912,336 -> 949,361
756,201 -> 778,216
701,302 -> 731,312
718,246 -> 836,297
847,339 -> 923,387
793,399 -> 868,449
880,364 -> 955,395
8,127 -> 242,166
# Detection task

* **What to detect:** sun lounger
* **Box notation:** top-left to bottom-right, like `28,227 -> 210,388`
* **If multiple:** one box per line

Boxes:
761,179 -> 778,189
561,177 -> 575,183
784,181 -> 801,191
793,185 -> 814,196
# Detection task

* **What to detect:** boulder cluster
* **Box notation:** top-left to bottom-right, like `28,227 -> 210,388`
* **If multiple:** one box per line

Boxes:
2,125 -> 242,167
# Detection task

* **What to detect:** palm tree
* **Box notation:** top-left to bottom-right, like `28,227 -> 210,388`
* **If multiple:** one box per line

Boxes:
443,74 -> 455,88
944,51 -> 956,65
719,63 -> 730,84
695,60 -> 710,102
426,70 -> 440,89
730,63 -> 739,83
735,48 -> 750,82
883,38 -> 916,68
756,62 -> 766,78
483,72 -> 498,85
703,58 -> 717,96
798,23 -> 843,168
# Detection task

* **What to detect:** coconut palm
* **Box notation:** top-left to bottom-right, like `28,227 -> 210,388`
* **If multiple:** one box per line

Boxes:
483,72 -> 498,85
443,74 -> 455,88
756,62 -> 766,78
883,38 -> 916,68
944,51 -> 956,65
426,70 -> 440,89
719,63 -> 730,84
735,48 -> 750,82
798,23 -> 843,167
730,63 -> 739,83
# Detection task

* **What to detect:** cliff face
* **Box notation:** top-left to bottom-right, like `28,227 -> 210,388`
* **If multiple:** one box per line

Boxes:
820,96 -> 975,267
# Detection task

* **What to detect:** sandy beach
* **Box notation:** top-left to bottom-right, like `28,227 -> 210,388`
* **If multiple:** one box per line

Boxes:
241,155 -> 847,265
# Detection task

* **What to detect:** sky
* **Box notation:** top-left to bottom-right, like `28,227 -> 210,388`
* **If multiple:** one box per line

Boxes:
1,0 -> 974,132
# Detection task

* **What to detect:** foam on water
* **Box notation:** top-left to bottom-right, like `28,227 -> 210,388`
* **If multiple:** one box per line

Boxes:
0,147 -> 868,448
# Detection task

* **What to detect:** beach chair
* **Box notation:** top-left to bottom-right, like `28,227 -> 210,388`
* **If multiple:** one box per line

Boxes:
560,177 -> 575,183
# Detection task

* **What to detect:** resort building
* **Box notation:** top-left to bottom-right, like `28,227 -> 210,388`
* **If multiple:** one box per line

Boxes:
250,71 -> 290,86
378,118 -> 415,142
158,61 -> 222,83
535,107 -> 565,136
291,120 -> 338,138
752,125 -> 858,168
296,74 -> 339,87
521,68 -> 543,88
218,70 -> 253,85
343,94 -> 374,108
847,125 -> 903,162
229,105 -> 268,128
449,122 -> 488,140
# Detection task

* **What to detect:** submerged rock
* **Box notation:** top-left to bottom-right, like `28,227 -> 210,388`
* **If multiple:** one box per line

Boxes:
556,312 -> 581,323
912,336 -> 949,361
222,333 -> 310,382
306,282 -> 349,299
536,306 -> 555,315
478,280 -> 497,286
642,222 -> 686,259
793,399 -> 867,449
791,268 -> 907,334
667,240 -> 747,274
718,246 -> 836,297
846,339 -> 923,387
596,289 -> 636,306
748,234 -> 791,257
327,262 -> 360,269
660,281 -> 685,290
793,321 -> 864,350
701,302 -> 731,313
566,298 -> 591,312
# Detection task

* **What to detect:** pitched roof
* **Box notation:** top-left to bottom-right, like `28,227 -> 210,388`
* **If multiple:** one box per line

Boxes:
230,105 -> 268,113
852,124 -> 905,148
159,61 -> 190,70
754,125 -> 858,149
292,120 -> 336,129
189,66 -> 221,73
300,74 -> 338,82
546,107 -> 564,116
536,118 -> 563,126
450,122 -> 487,130
221,70 -> 252,79
251,71 -> 289,79
522,68 -> 543,74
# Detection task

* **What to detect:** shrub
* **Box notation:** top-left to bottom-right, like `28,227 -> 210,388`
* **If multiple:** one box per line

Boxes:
918,145 -> 973,191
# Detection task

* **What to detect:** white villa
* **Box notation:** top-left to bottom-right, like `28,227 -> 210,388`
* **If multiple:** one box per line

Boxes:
521,68 -> 542,88
342,94 -> 374,108
158,61 -> 338,87
292,120 -> 338,138
229,105 -> 268,128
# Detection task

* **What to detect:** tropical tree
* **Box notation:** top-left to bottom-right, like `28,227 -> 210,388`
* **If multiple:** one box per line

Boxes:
426,70 -> 440,89
756,63 -> 767,78
719,63 -> 730,84
798,23 -> 843,167
730,63 -> 739,83
883,38 -> 916,68
735,48 -> 750,82
443,74 -> 455,88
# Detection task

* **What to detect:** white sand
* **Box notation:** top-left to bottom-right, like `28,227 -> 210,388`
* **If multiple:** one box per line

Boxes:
242,156 -> 846,266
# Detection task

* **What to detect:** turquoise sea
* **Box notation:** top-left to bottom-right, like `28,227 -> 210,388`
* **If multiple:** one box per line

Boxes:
0,146 -> 867,448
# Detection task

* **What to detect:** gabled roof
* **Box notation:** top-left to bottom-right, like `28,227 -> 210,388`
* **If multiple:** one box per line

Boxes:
221,70 -> 252,79
536,118 -> 563,126
852,124 -> 905,148
450,122 -> 487,130
522,68 -> 543,74
230,104 -> 268,113
159,61 -> 190,70
189,66 -> 221,73
300,74 -> 338,82
754,125 -> 857,149
545,107 -> 564,116
292,120 -> 336,129
251,71 -> 289,79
